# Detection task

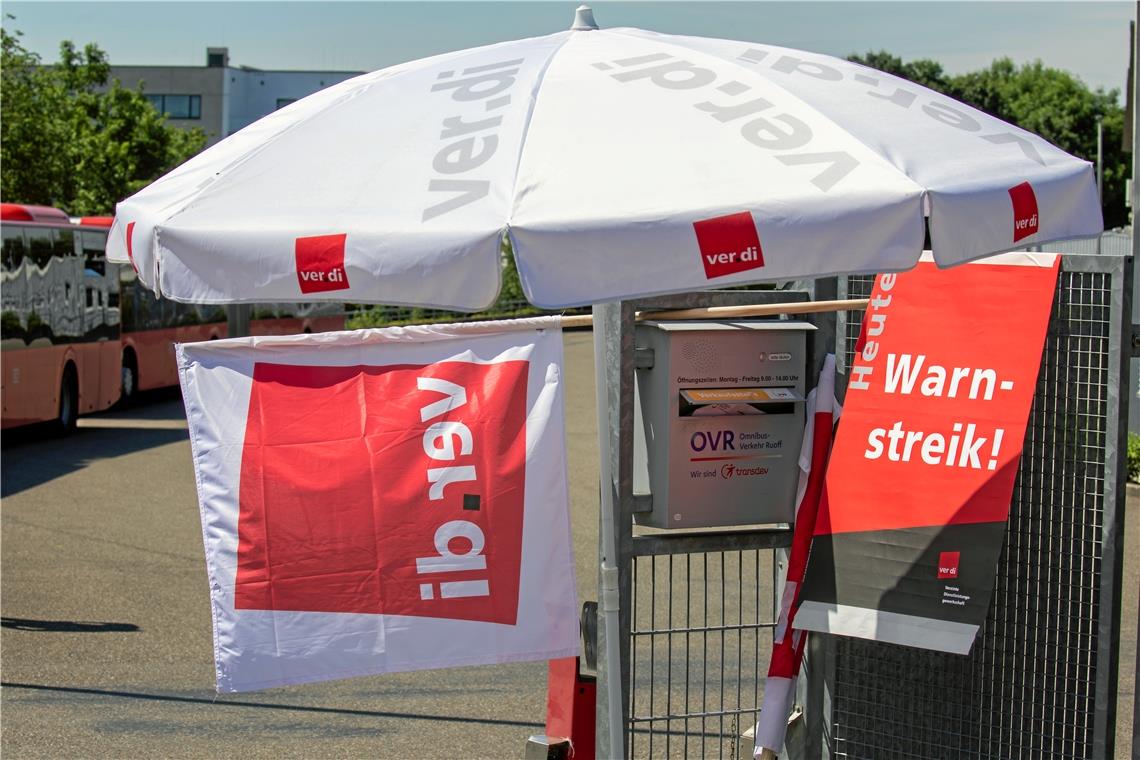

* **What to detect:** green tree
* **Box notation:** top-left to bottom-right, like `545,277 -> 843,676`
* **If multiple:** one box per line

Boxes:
497,236 -> 527,308
850,51 -> 1129,228
849,50 -> 951,92
1,22 -> 205,214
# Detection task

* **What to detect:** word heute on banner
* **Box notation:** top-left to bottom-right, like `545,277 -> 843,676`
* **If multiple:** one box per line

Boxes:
178,317 -> 579,692
794,253 -> 1059,655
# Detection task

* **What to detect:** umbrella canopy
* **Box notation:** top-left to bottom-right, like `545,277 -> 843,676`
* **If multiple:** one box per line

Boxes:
107,6 -> 1102,311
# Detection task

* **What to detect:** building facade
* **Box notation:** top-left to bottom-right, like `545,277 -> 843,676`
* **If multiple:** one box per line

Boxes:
110,48 -> 362,146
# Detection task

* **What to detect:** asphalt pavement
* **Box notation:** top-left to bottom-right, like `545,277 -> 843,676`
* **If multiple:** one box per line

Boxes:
1,330 -> 1136,758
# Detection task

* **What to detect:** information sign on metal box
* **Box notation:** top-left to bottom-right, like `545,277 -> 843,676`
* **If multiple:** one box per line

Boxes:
633,320 -> 815,529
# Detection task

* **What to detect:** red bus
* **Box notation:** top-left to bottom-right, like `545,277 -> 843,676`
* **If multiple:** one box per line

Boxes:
119,285 -> 344,402
1,204 -> 121,430
1,204 -> 344,430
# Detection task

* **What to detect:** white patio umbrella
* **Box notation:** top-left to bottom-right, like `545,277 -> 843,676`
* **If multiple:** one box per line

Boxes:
106,6 -> 1101,309
105,7 -> 1104,759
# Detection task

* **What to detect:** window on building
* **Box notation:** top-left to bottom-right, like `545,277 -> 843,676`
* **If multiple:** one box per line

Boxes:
275,98 -> 297,110
144,94 -> 202,120
208,52 -> 226,67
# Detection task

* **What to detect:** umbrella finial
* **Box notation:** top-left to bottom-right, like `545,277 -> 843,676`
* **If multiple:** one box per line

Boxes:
571,4 -> 598,30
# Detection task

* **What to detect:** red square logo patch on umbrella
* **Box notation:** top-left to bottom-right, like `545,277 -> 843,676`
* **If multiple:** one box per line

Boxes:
1008,182 -> 1039,243
296,233 -> 350,293
693,211 -> 765,279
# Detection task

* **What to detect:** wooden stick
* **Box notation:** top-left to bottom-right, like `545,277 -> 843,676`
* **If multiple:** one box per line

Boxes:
558,298 -> 868,329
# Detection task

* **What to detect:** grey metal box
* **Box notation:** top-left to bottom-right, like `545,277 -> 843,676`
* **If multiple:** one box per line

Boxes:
633,320 -> 815,529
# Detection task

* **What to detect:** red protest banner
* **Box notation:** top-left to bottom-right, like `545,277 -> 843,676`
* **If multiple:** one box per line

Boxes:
236,359 -> 529,625
795,253 -> 1059,654
178,319 -> 579,693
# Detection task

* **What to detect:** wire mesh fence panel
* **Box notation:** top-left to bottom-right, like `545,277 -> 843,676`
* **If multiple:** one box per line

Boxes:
829,258 -> 1123,759
628,549 -> 781,759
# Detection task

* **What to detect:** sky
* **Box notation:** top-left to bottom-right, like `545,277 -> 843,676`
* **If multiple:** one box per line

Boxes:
3,1 -> 1135,99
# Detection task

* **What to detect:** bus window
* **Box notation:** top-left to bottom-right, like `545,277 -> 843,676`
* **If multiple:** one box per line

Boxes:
26,227 -> 54,268
121,271 -> 165,331
2,226 -> 26,270
107,263 -> 122,311
119,265 -> 137,330
79,230 -> 107,275
55,227 -> 75,260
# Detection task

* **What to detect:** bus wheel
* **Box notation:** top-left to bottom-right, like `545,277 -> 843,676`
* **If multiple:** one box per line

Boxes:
120,350 -> 138,407
57,365 -> 78,434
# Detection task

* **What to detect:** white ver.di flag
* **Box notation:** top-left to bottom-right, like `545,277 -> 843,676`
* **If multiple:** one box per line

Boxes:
178,316 -> 579,692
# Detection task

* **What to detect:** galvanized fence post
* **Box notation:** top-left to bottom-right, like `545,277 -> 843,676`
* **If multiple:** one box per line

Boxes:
1093,251 -> 1131,758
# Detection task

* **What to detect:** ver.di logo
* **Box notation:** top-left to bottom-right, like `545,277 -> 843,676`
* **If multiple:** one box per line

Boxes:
937,551 -> 960,580
693,211 -> 765,280
295,233 -> 350,294
1008,181 -> 1039,243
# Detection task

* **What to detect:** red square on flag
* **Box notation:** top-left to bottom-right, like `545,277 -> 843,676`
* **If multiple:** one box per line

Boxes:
693,211 -> 765,279
235,359 -> 529,625
937,551 -> 960,580
295,233 -> 350,293
1008,182 -> 1039,243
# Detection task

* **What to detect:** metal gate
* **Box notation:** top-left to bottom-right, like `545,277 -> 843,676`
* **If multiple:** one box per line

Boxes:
594,289 -> 836,758
816,252 -> 1132,759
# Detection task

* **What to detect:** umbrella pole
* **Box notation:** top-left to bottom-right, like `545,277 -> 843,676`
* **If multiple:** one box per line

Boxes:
593,303 -> 627,760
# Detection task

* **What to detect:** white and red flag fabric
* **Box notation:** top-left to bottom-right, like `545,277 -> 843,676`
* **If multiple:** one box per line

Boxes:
177,316 -> 579,692
754,354 -> 839,757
